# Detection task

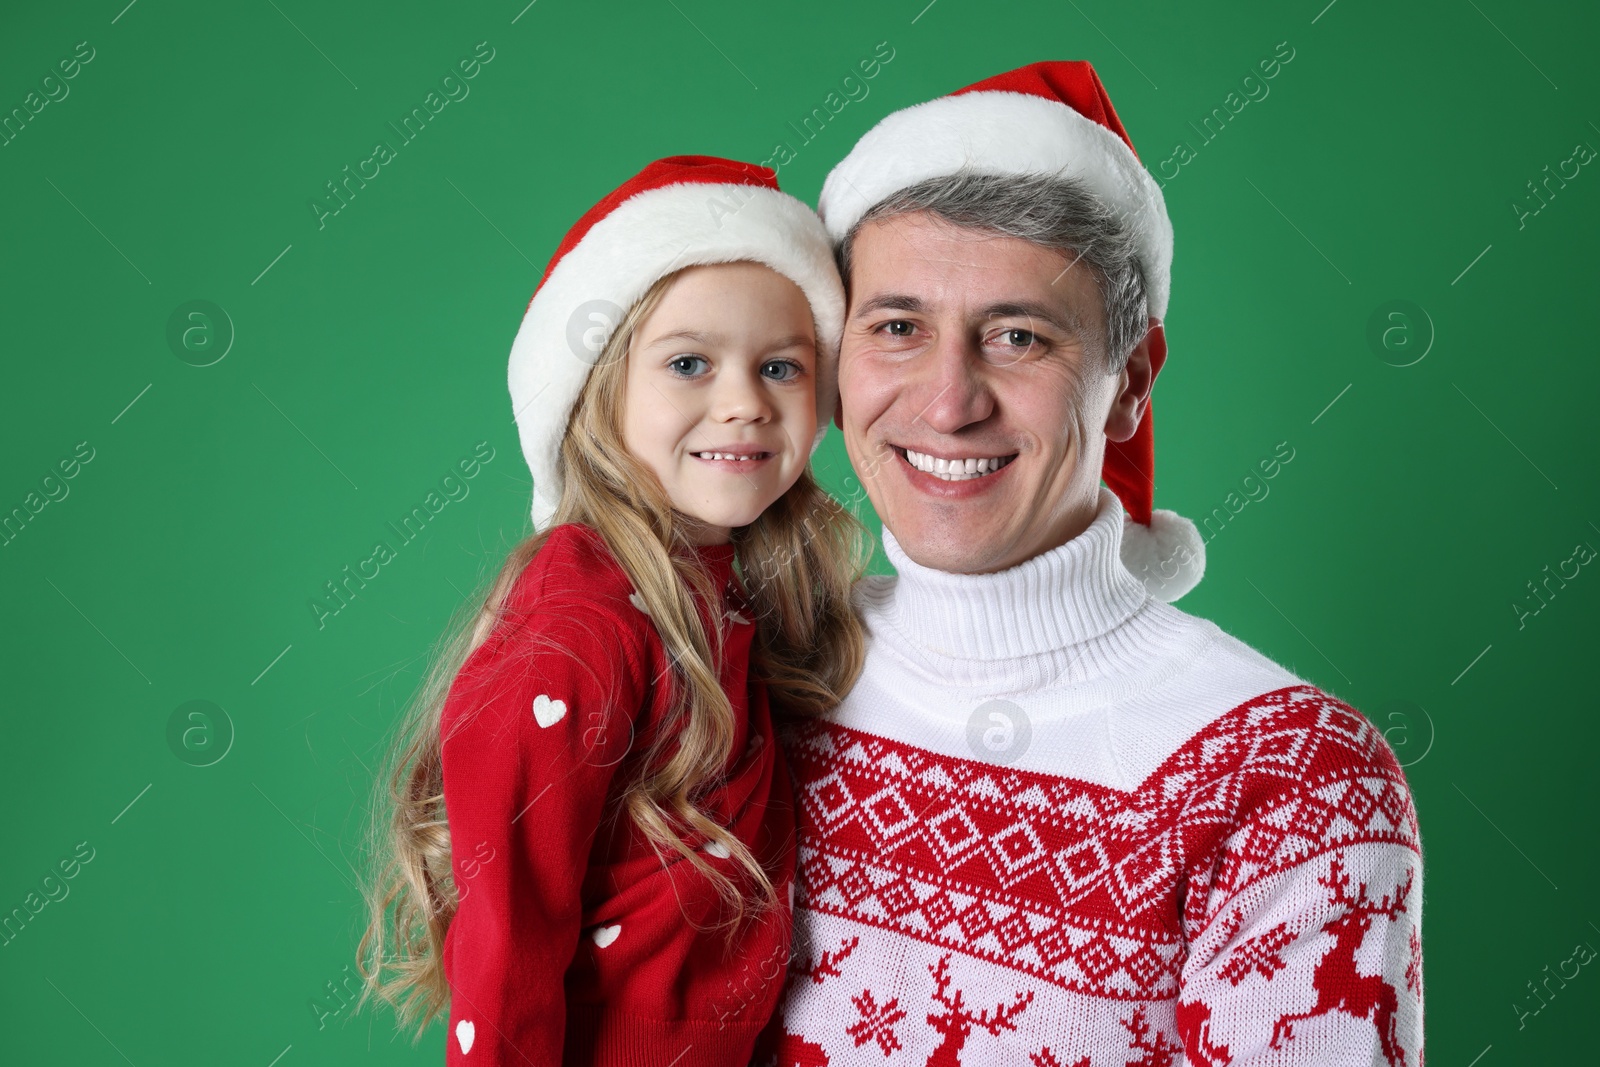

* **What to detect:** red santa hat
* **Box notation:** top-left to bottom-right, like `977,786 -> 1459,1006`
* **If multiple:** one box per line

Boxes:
817,61 -> 1203,601
509,155 -> 846,529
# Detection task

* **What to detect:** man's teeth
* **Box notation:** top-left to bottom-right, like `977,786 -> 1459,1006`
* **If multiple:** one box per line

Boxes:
903,449 -> 1014,481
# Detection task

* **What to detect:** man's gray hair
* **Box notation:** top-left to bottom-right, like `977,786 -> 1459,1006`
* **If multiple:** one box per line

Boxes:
837,171 -> 1150,372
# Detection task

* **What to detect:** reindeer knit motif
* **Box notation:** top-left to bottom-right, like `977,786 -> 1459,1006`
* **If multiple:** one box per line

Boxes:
757,489 -> 1424,1066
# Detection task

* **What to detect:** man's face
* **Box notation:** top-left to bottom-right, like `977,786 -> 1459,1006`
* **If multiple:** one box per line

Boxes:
839,212 -> 1148,574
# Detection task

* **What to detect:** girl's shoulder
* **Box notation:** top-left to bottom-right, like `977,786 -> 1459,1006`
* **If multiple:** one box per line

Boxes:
489,523 -> 654,664
509,521 -> 635,610
502,521 -> 646,620
450,524 -> 652,709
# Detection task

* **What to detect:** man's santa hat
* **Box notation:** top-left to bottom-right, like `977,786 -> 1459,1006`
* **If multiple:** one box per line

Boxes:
818,61 -> 1204,601
508,155 -> 845,529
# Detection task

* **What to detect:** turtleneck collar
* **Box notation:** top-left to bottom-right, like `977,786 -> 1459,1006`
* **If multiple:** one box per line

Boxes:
876,487 -> 1153,661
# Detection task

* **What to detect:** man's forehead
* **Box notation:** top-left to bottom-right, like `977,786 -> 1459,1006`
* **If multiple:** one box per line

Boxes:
847,214 -> 1101,329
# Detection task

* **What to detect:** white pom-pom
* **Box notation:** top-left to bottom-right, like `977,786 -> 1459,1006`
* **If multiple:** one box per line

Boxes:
1120,509 -> 1206,602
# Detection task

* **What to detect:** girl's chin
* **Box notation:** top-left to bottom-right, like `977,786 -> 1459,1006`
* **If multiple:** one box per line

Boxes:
677,505 -> 770,537
669,479 -> 792,536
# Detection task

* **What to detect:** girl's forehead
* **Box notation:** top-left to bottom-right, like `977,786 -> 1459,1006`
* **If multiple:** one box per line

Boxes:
636,265 -> 814,342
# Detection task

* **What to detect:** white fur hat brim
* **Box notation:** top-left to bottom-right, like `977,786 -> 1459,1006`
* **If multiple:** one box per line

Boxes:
509,183 -> 845,529
818,89 -> 1172,319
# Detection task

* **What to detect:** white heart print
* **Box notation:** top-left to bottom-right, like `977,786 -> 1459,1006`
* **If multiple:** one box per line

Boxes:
455,1019 -> 475,1054
703,839 -> 731,859
532,693 -> 567,728
591,923 -> 621,948
628,591 -> 650,615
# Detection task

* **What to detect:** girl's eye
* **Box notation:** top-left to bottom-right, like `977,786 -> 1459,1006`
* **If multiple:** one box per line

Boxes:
668,355 -> 710,377
761,359 -> 802,382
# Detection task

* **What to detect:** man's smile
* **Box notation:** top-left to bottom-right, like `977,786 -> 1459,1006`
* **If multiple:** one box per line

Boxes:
895,445 -> 1017,481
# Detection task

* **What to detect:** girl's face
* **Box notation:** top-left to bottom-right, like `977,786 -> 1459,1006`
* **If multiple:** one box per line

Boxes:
621,261 -> 819,545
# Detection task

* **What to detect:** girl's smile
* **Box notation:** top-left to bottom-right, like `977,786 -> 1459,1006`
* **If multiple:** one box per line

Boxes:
690,449 -> 776,467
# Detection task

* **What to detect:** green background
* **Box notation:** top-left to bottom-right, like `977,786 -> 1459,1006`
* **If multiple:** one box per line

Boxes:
3,0 -> 1596,1062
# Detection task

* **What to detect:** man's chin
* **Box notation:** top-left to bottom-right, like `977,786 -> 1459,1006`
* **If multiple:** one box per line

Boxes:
883,509 -> 1018,575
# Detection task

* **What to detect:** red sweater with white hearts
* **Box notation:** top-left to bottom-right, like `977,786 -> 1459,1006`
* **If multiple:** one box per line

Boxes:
439,523 -> 795,1067
761,488 -> 1423,1067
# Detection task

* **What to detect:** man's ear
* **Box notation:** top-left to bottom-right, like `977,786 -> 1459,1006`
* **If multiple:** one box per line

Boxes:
1105,317 -> 1165,444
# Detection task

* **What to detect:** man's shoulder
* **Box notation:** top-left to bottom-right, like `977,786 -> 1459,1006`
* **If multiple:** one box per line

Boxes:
826,585 -> 1403,788
1145,594 -> 1312,687
1066,601 -> 1406,791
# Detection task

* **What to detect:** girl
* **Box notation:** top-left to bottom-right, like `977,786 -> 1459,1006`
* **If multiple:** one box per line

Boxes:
357,156 -> 866,1066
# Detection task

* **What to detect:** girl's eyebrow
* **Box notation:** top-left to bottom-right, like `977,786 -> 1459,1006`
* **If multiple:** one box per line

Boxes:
643,330 -> 816,355
643,328 -> 721,350
762,334 -> 816,355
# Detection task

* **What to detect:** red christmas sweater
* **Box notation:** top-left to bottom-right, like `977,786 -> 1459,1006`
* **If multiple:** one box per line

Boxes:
439,523 -> 796,1067
761,490 -> 1424,1067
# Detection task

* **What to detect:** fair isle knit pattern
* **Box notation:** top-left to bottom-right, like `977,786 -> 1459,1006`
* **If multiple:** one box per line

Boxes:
761,488 -> 1423,1067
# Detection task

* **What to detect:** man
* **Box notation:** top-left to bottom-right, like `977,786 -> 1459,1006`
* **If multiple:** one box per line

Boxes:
762,63 -> 1422,1066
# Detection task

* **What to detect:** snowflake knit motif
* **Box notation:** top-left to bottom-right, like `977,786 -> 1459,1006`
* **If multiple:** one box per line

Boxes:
789,686 -> 1417,999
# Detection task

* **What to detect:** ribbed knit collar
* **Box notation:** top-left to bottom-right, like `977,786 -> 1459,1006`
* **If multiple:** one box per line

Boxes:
877,487 -> 1152,661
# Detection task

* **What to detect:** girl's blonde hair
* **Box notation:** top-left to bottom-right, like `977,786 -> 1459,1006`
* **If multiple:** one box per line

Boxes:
355,268 -> 868,1037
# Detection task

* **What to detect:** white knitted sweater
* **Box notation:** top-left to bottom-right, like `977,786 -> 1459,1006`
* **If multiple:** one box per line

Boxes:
762,487 -> 1423,1067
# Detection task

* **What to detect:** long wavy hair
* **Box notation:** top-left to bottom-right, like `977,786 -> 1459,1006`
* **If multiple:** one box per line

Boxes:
355,267 -> 868,1038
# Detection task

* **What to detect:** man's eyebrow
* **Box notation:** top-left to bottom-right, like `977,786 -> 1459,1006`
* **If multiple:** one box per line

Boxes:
851,294 -> 927,318
980,300 -> 1090,338
851,294 -> 1089,337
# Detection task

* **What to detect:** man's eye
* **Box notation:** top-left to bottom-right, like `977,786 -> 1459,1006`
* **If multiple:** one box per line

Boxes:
668,355 -> 709,377
883,320 -> 915,337
1002,329 -> 1036,348
761,359 -> 802,381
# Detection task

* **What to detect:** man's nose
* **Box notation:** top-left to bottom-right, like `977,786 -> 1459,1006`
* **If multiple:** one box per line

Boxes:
911,331 -> 993,435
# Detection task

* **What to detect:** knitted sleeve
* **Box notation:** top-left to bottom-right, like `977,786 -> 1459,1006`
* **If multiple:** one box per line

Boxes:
1174,700 -> 1424,1067
439,591 -> 648,1067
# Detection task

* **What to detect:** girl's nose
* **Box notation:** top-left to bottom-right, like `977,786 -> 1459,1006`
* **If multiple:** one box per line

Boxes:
711,370 -> 774,423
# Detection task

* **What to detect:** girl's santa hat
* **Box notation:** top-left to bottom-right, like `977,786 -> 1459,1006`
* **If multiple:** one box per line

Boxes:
509,155 -> 846,529
818,61 -> 1204,602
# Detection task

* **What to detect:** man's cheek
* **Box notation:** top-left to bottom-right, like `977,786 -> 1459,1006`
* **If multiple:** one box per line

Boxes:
837,367 -> 897,454
836,402 -> 888,482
